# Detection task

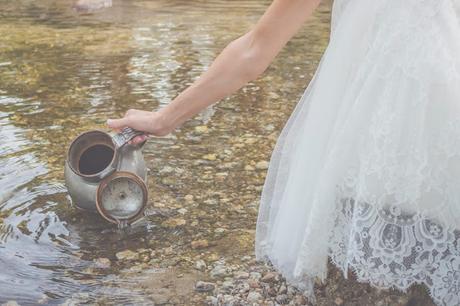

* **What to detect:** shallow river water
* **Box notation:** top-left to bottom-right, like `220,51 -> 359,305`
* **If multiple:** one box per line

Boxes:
0,0 -> 332,304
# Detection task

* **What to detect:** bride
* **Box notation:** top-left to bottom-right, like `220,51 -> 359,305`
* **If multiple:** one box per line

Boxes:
107,1 -> 460,305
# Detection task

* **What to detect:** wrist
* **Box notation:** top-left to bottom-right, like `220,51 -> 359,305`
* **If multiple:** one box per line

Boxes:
154,107 -> 176,136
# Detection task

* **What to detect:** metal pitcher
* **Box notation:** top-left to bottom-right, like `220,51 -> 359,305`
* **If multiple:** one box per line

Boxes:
64,129 -> 148,225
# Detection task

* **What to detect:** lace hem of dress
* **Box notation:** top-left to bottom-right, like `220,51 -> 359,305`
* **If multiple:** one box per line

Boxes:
256,197 -> 460,306
329,197 -> 460,306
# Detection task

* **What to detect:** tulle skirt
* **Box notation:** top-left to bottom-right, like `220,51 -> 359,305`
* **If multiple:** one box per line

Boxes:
255,1 -> 460,305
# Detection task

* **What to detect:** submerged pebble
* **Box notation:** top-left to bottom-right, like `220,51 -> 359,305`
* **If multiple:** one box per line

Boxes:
195,281 -> 215,292
194,260 -> 207,271
255,160 -> 269,170
115,250 -> 139,261
73,0 -> 112,12
93,257 -> 111,269
191,239 -> 209,249
246,291 -> 263,302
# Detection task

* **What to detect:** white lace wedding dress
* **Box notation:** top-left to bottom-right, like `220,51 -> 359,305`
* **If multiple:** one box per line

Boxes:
255,0 -> 460,305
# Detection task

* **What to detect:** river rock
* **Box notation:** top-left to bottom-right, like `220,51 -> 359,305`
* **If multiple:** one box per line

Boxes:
222,295 -> 236,304
214,227 -> 226,233
276,294 -> 289,304
255,160 -> 269,170
93,257 -> 111,269
202,153 -> 217,161
159,166 -> 174,174
261,271 -> 278,283
195,281 -> 215,292
177,208 -> 188,214
294,295 -> 307,305
206,296 -> 218,306
191,239 -> 209,249
194,125 -> 208,133
204,198 -> 218,205
210,265 -> 228,278
247,291 -> 263,303
73,0 -> 112,12
248,279 -> 260,289
222,280 -> 234,290
162,218 -> 186,228
278,284 -> 287,294
115,249 -> 139,261
194,259 -> 207,271
244,165 -> 255,171
238,282 -> 250,294
249,272 -> 262,280
234,271 -> 249,279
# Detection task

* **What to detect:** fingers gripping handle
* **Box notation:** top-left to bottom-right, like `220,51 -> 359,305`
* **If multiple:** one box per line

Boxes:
112,127 -> 145,148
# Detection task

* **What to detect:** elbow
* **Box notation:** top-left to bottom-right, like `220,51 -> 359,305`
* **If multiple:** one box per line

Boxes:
230,31 -> 270,83
244,55 -> 268,82
242,49 -> 268,82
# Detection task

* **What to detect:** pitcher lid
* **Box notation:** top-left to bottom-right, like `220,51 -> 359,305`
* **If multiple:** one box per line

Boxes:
96,171 -> 147,225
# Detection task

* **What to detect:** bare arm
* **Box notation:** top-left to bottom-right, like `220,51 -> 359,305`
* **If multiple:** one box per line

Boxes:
107,0 -> 322,141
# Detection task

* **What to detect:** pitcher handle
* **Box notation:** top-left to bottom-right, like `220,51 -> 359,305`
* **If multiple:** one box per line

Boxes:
112,127 -> 146,149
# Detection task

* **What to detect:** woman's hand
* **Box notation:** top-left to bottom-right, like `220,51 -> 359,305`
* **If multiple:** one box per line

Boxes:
107,109 -> 171,144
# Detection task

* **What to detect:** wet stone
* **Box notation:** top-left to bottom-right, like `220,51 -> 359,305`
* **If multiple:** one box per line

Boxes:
194,259 -> 207,271
184,194 -> 194,202
214,227 -> 226,233
248,279 -> 260,289
294,295 -> 308,305
210,265 -> 228,278
238,282 -> 250,294
73,0 -> 112,11
177,208 -> 188,214
151,293 -> 170,305
203,199 -> 218,206
255,160 -> 269,170
247,291 -> 263,303
191,239 -> 209,249
234,271 -> 250,279
250,272 -> 262,280
278,284 -> 287,294
276,294 -> 289,304
222,280 -> 234,290
244,165 -> 255,171
115,249 -> 139,261
202,153 -> 217,161
261,272 -> 278,283
93,257 -> 111,269
162,218 -> 186,228
206,296 -> 218,306
159,166 -> 174,174
195,281 -> 215,292
194,125 -> 209,133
